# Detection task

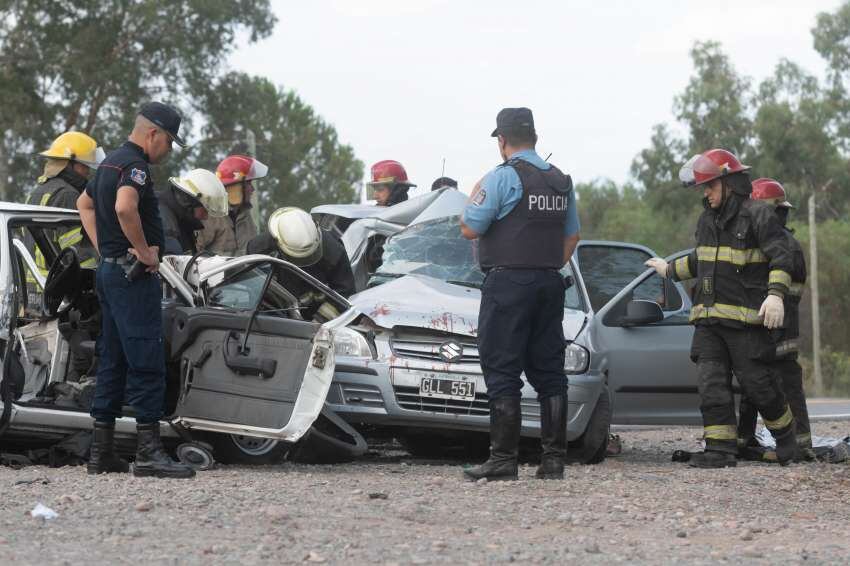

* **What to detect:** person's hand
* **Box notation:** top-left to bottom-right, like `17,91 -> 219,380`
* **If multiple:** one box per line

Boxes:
645,258 -> 668,278
759,294 -> 784,329
129,245 -> 160,273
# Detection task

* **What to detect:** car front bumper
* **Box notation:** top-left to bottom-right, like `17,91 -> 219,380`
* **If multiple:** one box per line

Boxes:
327,358 -> 605,441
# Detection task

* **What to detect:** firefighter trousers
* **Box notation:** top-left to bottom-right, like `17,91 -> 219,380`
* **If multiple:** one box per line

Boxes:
691,324 -> 793,454
737,356 -> 811,449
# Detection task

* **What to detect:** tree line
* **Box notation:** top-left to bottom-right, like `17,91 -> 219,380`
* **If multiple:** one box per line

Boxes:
577,2 -> 850,394
0,0 -> 364,218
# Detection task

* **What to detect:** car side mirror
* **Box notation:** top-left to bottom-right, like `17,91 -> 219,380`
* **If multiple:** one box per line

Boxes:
621,300 -> 664,327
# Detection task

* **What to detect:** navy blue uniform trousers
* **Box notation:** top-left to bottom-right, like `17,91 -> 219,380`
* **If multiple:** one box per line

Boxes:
90,262 -> 166,424
477,268 -> 567,401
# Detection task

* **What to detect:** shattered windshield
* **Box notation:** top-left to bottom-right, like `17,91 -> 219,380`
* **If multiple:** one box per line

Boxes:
372,216 -> 483,286
370,215 -> 585,311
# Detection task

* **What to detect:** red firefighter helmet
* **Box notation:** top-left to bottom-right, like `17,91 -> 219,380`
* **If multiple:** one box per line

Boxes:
367,160 -> 416,188
752,177 -> 793,208
215,154 -> 269,187
679,149 -> 750,187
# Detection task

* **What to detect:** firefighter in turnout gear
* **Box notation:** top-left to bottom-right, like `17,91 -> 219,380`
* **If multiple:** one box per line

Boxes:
196,154 -> 268,256
25,132 -> 104,312
646,149 -> 797,468
367,160 -> 416,206
246,206 -> 356,321
737,178 -> 813,461
158,169 -> 229,255
460,108 -> 580,481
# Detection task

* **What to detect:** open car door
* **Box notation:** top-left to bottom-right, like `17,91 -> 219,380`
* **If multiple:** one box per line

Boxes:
165,255 -> 358,443
585,249 -> 700,425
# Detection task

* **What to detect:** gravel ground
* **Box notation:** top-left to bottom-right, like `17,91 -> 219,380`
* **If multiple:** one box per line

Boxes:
2,421 -> 850,565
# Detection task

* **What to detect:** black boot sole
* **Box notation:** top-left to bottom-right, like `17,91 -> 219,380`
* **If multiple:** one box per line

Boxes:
133,466 -> 196,479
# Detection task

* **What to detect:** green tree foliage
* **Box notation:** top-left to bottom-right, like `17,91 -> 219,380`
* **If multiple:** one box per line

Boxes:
196,73 -> 362,218
584,2 -> 850,382
0,1 -> 363,210
674,41 -> 754,157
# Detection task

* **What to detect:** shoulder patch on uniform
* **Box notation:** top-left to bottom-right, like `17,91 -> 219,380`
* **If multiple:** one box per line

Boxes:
129,168 -> 147,185
472,189 -> 487,206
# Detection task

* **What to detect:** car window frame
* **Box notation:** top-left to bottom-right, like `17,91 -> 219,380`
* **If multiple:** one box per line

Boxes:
596,248 -> 694,328
573,241 -> 658,314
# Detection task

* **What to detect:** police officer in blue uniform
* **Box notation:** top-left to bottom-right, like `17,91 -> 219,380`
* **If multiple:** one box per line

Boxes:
77,102 -> 194,479
461,108 -> 580,481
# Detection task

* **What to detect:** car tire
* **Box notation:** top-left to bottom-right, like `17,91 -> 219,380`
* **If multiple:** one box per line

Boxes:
208,433 -> 291,465
567,386 -> 611,465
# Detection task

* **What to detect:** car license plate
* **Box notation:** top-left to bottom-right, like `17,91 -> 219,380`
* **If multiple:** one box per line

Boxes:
420,377 -> 475,400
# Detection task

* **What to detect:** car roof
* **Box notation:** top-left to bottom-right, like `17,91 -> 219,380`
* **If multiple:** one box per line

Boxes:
0,201 -> 78,215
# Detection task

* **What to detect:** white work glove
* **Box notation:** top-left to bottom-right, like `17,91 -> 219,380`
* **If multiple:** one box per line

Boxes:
759,294 -> 785,329
645,258 -> 668,278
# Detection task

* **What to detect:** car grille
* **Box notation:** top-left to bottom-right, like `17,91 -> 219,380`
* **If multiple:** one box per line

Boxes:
393,386 -> 541,421
390,330 -> 480,364
394,386 -> 489,416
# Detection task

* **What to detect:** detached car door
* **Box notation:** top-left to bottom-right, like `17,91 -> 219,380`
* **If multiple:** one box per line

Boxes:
167,257 -> 357,443
586,250 -> 700,425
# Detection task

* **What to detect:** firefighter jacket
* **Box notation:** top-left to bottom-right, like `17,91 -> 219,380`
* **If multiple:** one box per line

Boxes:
25,169 -> 98,271
669,193 -> 793,328
776,228 -> 806,357
196,203 -> 257,257
157,186 -> 204,255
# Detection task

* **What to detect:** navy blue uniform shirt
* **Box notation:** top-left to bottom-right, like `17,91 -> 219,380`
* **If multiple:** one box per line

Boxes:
86,141 -> 164,258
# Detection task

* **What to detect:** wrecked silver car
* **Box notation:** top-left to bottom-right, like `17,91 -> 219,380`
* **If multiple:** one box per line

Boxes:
0,203 -> 365,467
324,194 -> 700,463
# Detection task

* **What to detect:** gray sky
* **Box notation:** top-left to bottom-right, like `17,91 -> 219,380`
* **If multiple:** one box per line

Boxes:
230,0 -> 843,200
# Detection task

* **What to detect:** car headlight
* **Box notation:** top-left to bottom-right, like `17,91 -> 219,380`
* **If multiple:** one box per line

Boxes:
565,343 -> 589,374
333,327 -> 375,358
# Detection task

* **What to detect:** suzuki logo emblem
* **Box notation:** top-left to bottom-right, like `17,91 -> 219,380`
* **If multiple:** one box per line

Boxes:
439,340 -> 463,363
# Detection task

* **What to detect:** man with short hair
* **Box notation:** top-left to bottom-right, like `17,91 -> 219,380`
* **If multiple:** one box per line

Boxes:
461,108 -> 580,481
77,101 -> 194,479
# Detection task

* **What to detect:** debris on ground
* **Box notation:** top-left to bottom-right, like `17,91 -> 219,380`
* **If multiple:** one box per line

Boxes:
30,503 -> 58,521
607,433 -> 623,456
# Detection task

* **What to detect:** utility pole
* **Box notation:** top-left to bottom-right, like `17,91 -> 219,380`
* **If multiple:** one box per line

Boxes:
807,179 -> 832,396
808,191 -> 822,395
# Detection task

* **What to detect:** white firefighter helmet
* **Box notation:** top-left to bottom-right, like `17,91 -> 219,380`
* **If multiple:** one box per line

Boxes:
168,169 -> 228,217
267,207 -> 323,266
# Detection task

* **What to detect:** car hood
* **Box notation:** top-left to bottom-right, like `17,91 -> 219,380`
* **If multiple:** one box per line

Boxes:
350,274 -> 587,340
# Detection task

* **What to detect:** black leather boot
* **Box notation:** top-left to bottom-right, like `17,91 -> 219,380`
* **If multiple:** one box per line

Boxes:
536,394 -> 567,479
87,421 -> 129,474
463,397 -> 521,481
774,426 -> 798,466
133,423 -> 195,479
688,450 -> 737,468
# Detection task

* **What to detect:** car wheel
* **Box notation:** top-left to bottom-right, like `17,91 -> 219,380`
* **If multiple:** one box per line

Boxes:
567,386 -> 611,465
209,434 -> 290,465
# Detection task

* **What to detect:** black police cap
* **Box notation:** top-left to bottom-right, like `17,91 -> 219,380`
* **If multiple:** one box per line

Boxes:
139,101 -> 186,147
491,107 -> 535,137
